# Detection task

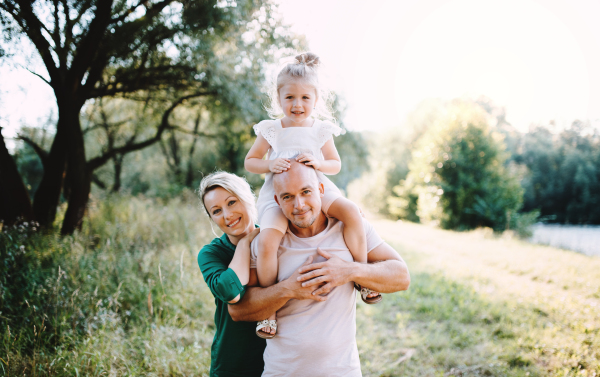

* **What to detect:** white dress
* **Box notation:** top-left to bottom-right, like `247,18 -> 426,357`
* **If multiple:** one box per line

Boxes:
253,118 -> 343,230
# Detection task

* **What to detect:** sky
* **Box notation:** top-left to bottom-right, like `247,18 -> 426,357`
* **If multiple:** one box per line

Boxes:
278,0 -> 600,132
1,0 -> 599,139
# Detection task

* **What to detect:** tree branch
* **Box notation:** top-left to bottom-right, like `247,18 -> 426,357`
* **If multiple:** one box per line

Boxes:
110,0 -> 150,24
91,173 -> 107,189
86,92 -> 208,171
169,125 -> 217,138
87,65 -> 203,99
4,1 -> 61,84
66,0 -> 113,93
19,64 -> 51,87
17,135 -> 49,167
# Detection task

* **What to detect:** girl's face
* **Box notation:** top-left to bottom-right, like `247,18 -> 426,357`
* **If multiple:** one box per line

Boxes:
203,187 -> 254,244
278,81 -> 318,126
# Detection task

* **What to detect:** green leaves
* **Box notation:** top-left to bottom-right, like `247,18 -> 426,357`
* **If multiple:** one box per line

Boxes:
390,100 -> 524,231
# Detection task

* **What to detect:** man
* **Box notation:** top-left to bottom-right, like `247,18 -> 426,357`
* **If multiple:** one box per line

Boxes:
228,160 -> 410,376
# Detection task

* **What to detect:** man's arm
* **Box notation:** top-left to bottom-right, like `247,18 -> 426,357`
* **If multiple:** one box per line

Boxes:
228,256 -> 326,322
297,244 -> 410,296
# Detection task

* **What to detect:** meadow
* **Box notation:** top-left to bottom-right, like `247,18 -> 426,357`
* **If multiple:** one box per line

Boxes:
1,194 -> 599,376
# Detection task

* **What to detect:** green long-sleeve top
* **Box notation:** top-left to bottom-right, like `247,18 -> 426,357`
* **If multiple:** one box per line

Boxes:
198,232 -> 266,377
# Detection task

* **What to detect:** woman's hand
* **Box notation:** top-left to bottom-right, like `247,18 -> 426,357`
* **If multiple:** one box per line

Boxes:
269,158 -> 291,173
240,227 -> 260,245
296,153 -> 322,170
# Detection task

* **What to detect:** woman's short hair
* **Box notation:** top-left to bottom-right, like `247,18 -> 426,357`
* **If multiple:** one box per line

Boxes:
198,171 -> 258,224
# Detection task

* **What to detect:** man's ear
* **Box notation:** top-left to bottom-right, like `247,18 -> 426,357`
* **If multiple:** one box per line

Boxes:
274,194 -> 280,206
318,182 -> 325,197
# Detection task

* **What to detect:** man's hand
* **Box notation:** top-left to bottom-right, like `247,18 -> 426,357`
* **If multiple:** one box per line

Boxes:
296,248 -> 355,296
281,255 -> 328,302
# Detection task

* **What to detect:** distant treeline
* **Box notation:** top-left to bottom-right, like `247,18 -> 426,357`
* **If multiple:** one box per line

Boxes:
507,121 -> 600,224
359,98 -> 600,230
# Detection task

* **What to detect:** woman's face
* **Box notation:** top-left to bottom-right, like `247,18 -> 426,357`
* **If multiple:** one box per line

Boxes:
204,187 -> 254,244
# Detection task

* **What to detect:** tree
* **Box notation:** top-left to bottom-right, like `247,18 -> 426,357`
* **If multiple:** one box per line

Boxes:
512,121 -> 600,224
0,127 -> 34,225
0,0 -> 293,233
389,100 -> 524,231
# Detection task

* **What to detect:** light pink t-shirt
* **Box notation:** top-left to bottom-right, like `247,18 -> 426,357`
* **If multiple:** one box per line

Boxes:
250,217 -> 384,377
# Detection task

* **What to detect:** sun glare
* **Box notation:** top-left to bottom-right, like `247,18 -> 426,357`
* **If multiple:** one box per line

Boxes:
279,0 -> 598,133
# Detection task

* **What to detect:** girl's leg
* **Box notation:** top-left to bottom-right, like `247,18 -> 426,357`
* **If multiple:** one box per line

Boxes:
326,197 -> 367,263
257,228 -> 284,288
256,207 -> 287,336
326,196 -> 379,300
257,228 -> 282,336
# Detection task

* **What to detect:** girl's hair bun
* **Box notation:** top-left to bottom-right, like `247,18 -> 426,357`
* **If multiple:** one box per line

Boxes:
294,52 -> 320,68
266,51 -> 336,123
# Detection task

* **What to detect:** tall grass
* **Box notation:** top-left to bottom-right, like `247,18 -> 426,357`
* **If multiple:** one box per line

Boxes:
2,195 -> 598,376
1,191 -> 216,376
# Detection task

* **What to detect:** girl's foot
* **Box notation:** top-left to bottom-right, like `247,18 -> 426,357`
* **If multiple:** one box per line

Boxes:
256,319 -> 277,339
354,283 -> 383,304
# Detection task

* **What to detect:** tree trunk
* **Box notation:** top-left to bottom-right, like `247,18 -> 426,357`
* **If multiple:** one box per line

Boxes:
0,127 -> 34,225
32,115 -> 68,228
168,128 -> 183,183
185,112 -> 201,187
61,108 -> 91,235
112,155 -> 123,192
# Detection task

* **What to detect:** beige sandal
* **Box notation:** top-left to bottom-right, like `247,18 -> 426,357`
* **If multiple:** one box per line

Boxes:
256,319 -> 277,339
354,283 -> 383,304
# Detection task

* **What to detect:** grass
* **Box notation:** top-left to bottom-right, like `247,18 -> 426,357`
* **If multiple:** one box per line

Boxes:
1,195 -> 598,376
357,219 -> 600,376
1,191 -> 216,376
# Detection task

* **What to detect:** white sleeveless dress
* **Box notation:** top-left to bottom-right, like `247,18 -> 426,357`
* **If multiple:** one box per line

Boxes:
253,118 -> 343,231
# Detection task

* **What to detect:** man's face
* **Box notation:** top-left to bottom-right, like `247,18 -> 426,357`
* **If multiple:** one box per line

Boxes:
273,161 -> 324,229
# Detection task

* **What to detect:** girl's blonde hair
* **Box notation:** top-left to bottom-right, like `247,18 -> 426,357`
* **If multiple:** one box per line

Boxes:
198,171 -> 258,224
266,52 -> 336,123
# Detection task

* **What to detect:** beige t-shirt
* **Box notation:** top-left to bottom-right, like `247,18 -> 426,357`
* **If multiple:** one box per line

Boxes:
250,217 -> 384,377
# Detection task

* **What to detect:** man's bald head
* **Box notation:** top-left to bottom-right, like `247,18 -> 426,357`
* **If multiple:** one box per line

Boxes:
272,160 -> 319,196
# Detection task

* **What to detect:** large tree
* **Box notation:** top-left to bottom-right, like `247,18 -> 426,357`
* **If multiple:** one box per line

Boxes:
0,0 -> 292,233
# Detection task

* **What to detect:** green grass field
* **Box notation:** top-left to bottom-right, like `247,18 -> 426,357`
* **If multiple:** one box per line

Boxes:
358,219 -> 600,377
1,195 -> 598,376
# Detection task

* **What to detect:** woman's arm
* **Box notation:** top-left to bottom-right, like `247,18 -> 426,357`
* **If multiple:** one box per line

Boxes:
245,134 -> 274,174
226,228 -> 260,303
296,138 -> 341,175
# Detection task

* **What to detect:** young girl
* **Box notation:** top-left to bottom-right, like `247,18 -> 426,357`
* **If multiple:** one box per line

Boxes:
244,52 -> 381,339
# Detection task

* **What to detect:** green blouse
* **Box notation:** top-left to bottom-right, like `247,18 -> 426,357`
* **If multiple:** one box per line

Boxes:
198,232 -> 266,377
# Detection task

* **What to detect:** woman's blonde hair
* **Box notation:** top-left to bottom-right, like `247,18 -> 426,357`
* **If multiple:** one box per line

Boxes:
266,52 -> 336,123
198,171 -> 258,224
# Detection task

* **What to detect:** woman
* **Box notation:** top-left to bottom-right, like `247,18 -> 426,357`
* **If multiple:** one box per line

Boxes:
197,171 -> 264,377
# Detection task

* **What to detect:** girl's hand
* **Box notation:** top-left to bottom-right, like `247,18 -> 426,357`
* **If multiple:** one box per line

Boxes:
269,158 -> 291,173
296,153 -> 322,170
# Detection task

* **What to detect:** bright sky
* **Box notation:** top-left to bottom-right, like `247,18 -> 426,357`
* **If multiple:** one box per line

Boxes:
1,0 -> 599,140
278,0 -> 600,132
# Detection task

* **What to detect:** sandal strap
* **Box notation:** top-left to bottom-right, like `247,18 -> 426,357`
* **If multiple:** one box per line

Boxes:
358,285 -> 381,300
256,319 -> 277,331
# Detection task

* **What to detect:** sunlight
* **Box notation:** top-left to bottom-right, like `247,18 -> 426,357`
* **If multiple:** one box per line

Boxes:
278,0 -> 598,132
